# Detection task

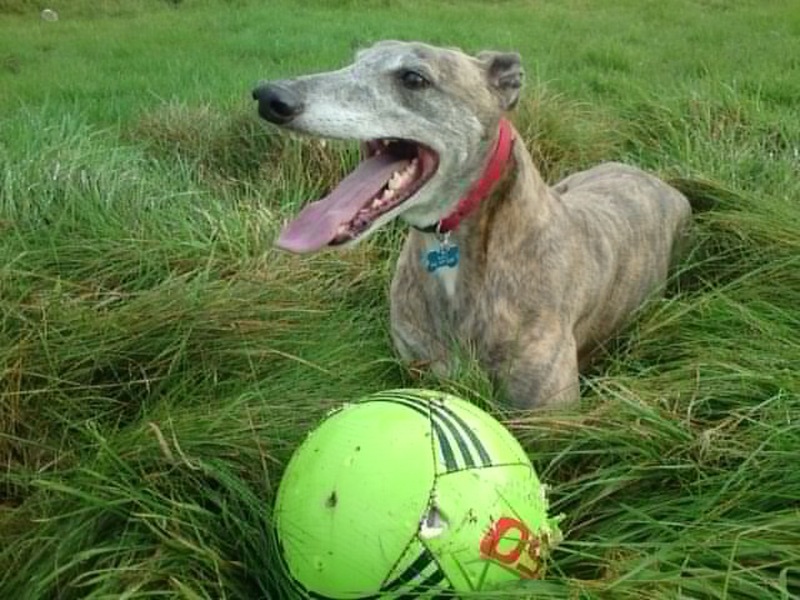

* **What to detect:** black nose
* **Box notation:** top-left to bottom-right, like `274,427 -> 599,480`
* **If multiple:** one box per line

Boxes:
252,83 -> 304,125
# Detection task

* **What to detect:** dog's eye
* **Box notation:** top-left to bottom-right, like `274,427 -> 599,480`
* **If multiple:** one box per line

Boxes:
399,70 -> 431,90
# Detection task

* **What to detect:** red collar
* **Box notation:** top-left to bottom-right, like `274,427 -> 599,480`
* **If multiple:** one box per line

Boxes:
430,118 -> 516,234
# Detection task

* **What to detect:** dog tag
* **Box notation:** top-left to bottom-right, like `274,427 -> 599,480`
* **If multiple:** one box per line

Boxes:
424,235 -> 460,273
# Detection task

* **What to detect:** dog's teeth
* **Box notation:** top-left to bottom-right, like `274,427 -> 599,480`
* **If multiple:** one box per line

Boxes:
395,168 -> 414,188
368,188 -> 395,211
401,160 -> 418,178
388,172 -> 402,190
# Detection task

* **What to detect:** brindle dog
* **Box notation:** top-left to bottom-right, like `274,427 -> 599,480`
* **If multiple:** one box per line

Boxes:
253,41 -> 691,409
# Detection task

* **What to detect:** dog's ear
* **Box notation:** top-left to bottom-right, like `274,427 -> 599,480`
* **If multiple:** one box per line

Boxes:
478,51 -> 524,111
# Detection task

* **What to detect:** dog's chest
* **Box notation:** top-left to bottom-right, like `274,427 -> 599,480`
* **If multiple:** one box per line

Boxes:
393,232 -> 499,349
413,237 -> 496,346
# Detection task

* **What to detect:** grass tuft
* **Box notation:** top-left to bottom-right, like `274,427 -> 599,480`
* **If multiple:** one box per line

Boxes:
514,87 -> 624,183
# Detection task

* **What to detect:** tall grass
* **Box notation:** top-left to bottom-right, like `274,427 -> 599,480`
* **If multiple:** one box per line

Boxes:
2,0 -> 799,598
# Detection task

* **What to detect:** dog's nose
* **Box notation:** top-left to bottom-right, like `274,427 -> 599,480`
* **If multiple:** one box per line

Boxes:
252,83 -> 304,125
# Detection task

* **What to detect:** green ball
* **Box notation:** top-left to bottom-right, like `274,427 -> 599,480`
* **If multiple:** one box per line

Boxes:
275,389 -> 562,598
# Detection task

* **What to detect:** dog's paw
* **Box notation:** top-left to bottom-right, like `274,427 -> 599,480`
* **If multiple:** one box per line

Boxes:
406,359 -> 432,380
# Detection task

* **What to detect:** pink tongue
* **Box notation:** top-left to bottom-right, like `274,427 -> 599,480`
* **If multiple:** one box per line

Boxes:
276,153 -> 409,253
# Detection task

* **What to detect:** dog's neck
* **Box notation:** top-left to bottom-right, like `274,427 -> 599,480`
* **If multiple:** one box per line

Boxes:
416,118 -> 516,236
410,123 -> 558,282
456,124 -> 557,237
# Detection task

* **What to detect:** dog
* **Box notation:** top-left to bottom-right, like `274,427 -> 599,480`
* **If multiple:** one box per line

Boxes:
253,41 -> 692,409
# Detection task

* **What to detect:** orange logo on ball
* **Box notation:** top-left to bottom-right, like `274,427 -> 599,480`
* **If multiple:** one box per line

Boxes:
479,517 -> 543,578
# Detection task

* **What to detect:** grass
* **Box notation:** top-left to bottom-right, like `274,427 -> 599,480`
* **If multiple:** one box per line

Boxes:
1,0 -> 799,598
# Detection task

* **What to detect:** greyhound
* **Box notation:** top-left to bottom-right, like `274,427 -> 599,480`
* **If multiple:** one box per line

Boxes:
253,41 -> 691,409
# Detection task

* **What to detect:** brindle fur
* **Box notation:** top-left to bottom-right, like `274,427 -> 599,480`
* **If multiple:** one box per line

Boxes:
253,41 -> 692,409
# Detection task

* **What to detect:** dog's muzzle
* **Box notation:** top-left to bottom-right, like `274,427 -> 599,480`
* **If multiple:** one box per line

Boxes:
252,83 -> 305,125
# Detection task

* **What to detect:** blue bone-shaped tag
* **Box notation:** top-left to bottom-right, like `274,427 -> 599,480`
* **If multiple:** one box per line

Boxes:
424,244 -> 460,273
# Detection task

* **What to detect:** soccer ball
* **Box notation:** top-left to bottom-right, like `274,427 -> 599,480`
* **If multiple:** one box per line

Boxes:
274,389 -> 562,598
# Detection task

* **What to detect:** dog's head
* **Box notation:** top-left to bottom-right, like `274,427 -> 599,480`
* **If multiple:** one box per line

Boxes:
253,41 -> 523,253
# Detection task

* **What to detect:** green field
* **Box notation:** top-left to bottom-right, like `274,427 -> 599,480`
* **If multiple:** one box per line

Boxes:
2,0 -> 799,598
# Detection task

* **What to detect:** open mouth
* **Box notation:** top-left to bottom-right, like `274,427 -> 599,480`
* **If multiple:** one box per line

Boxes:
276,139 -> 439,253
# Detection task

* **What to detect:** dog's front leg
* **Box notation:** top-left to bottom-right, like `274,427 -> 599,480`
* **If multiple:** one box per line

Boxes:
391,320 -> 456,378
390,252 -> 460,377
502,330 -> 580,410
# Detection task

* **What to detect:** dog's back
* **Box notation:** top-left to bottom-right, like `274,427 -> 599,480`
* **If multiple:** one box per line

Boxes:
552,162 -> 692,363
